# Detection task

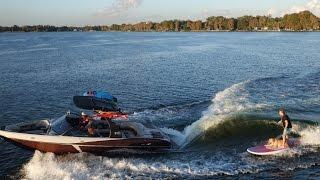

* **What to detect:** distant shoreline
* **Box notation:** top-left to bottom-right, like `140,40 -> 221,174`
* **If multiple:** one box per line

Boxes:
2,30 -> 320,33
1,10 -> 320,33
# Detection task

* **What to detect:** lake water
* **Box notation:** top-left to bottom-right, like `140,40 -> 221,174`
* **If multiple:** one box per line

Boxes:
0,32 -> 319,179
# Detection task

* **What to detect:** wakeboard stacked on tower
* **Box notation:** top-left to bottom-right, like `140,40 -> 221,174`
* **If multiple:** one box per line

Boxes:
73,90 -> 128,119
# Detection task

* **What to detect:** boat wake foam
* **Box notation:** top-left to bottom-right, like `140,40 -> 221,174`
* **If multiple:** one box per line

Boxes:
22,150 -> 264,179
300,126 -> 320,145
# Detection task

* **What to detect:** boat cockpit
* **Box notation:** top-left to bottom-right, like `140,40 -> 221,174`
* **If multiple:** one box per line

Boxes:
4,112 -> 151,139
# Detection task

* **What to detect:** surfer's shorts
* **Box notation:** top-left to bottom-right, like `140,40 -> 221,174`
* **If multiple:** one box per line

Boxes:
283,128 -> 292,137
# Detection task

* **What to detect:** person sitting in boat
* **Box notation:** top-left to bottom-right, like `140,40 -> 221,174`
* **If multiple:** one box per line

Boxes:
277,108 -> 293,148
87,90 -> 95,96
86,120 -> 110,137
79,112 -> 91,129
87,125 -> 96,137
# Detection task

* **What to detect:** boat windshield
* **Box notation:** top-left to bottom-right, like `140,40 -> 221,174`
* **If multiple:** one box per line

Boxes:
48,115 -> 71,135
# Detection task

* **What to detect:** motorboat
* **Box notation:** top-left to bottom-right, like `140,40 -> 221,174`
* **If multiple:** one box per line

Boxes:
0,112 -> 172,154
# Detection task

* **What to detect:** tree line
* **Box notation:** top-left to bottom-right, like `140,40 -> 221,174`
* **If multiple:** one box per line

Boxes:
1,11 -> 319,32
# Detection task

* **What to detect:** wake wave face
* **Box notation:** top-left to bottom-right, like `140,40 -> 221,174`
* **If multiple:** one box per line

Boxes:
163,81 -> 267,147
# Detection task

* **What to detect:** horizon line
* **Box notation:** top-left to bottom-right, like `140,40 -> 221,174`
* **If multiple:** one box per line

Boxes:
1,10 -> 316,27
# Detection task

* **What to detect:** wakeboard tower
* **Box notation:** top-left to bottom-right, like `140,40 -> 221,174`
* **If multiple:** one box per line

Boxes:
73,90 -> 128,120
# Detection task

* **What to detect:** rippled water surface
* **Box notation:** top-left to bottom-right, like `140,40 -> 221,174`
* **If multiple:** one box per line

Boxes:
0,32 -> 319,179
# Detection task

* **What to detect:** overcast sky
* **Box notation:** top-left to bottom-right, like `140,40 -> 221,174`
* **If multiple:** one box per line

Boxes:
0,0 -> 319,26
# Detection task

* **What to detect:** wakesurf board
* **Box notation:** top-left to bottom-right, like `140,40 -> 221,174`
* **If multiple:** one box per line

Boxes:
247,138 -> 300,156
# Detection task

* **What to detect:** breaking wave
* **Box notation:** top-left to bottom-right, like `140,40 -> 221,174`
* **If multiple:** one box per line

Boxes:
162,81 -> 268,147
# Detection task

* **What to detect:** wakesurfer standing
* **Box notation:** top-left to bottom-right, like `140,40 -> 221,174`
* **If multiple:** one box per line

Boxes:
277,108 -> 293,147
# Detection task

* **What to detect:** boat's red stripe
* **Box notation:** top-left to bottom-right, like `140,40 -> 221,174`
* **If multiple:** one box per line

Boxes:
8,138 -> 171,154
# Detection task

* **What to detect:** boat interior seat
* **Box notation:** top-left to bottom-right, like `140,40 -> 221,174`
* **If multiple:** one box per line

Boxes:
65,113 -> 81,127
118,122 -> 145,137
